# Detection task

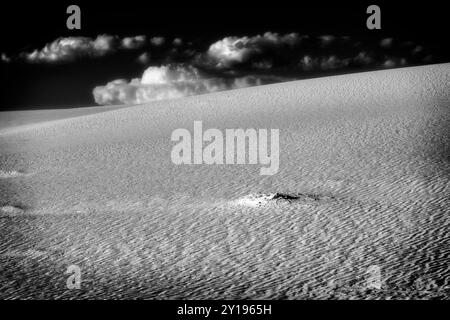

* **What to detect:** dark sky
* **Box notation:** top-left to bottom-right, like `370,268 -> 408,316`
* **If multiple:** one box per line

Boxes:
1,0 -> 449,110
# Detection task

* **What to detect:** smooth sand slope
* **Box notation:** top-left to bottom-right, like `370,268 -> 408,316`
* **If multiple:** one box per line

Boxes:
1,64 -> 449,299
0,104 -> 128,132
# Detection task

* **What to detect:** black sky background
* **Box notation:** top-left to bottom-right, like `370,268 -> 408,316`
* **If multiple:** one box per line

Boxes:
1,0 -> 449,110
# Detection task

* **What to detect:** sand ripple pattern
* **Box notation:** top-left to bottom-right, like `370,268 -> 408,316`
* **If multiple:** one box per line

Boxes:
0,64 -> 450,299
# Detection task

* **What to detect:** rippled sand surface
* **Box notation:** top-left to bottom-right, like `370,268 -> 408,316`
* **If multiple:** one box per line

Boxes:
1,64 -> 449,299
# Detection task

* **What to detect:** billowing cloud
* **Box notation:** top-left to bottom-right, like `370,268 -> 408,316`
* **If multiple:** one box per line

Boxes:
93,64 -> 288,105
4,31 -> 436,106
5,32 -> 431,72
90,32 -> 433,105
204,32 -> 424,72
206,32 -> 302,68
24,35 -> 118,63
93,79 -> 140,105
21,34 -> 155,63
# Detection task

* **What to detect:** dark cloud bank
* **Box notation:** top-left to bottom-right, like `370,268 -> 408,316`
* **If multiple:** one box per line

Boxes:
1,32 -> 438,106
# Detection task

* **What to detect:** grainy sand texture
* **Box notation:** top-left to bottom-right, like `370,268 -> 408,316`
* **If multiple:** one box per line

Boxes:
1,64 -> 449,299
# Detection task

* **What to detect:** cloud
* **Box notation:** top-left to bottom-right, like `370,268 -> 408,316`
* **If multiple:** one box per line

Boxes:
319,55 -> 350,70
22,34 -> 154,63
93,79 -> 139,105
90,32 -> 431,105
382,57 -> 407,68
7,32 -> 429,73
206,32 -> 302,68
173,38 -> 183,46
298,53 -> 369,71
380,38 -> 394,48
10,34 -> 184,64
319,35 -> 338,47
204,32 -> 423,72
412,45 -> 423,55
150,37 -> 165,46
6,31 -> 434,106
1,53 -> 10,63
137,52 -> 150,64
93,64 -> 287,105
24,35 -> 117,63
297,50 -> 411,72
353,51 -> 374,66
121,35 -> 147,49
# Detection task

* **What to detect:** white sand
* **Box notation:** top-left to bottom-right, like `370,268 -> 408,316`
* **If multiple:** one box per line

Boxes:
0,64 -> 449,299
0,104 -> 127,132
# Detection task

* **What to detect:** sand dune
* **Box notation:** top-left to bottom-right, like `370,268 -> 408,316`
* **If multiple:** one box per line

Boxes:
0,105 -> 128,133
1,64 -> 449,299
